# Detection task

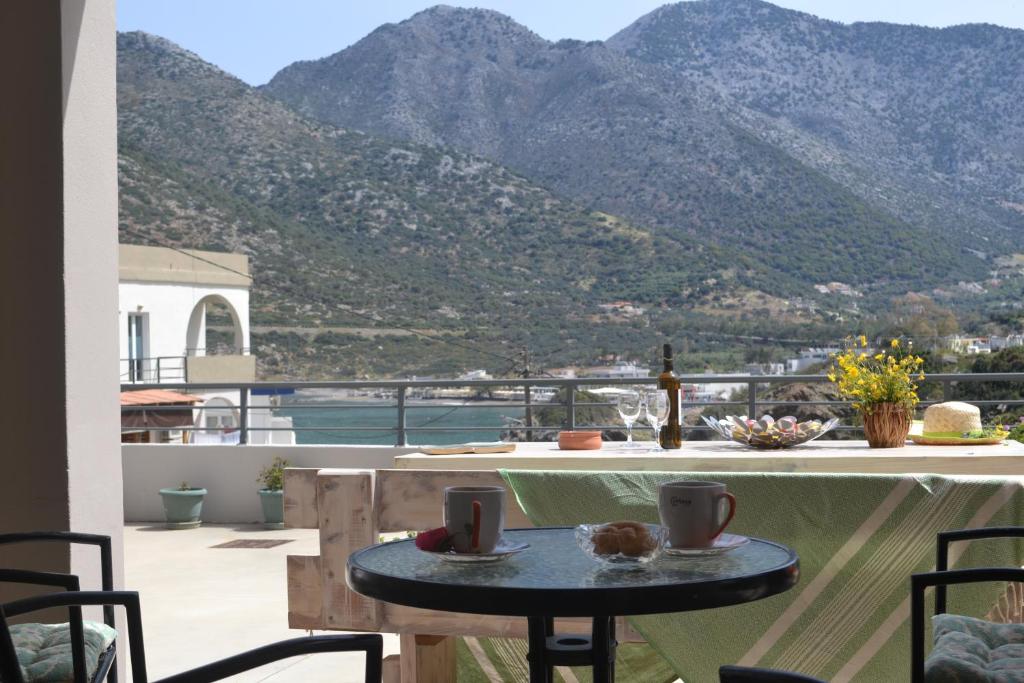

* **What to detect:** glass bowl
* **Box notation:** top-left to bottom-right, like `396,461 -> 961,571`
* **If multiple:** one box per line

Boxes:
575,522 -> 666,564
702,415 -> 839,449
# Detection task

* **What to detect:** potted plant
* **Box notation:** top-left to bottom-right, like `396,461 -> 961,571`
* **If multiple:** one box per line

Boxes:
158,481 -> 207,529
828,336 -> 924,448
257,457 -> 289,529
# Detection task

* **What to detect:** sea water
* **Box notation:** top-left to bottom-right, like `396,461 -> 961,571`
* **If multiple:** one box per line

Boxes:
276,398 -> 526,445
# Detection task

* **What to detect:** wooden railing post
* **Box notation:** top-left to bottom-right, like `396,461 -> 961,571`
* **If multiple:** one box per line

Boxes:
317,469 -> 382,631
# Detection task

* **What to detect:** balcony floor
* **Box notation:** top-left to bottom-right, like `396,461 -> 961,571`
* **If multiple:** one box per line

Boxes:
125,523 -> 399,681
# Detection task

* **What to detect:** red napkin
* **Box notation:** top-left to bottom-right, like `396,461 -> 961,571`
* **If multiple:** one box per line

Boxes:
415,527 -> 451,552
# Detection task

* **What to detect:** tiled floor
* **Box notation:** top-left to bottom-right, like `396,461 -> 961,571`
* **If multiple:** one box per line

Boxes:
124,523 -> 399,681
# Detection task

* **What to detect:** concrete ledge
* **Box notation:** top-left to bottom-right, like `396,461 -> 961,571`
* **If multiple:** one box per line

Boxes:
186,355 -> 256,382
122,444 -> 420,523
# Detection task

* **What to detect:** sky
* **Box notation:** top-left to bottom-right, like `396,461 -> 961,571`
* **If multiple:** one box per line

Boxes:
118,0 -> 1024,86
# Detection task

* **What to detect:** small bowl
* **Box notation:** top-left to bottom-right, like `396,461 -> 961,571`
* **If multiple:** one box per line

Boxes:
558,431 -> 603,450
575,523 -> 666,564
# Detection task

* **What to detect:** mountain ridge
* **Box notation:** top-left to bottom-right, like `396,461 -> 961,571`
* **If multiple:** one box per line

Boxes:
118,30 -> 768,376
262,1 -> 1007,292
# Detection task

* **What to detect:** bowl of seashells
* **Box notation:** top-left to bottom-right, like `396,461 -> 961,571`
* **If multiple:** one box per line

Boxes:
702,414 -> 839,449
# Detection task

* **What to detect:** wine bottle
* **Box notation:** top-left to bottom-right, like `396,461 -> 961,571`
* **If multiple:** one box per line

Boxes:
658,343 -> 683,449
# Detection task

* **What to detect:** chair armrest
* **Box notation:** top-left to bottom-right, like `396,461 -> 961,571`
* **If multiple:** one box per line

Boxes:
152,634 -> 384,683
0,590 -> 148,683
912,568 -> 1024,683
936,527 -> 1024,613
0,568 -> 81,592
0,532 -> 115,628
719,664 -> 826,682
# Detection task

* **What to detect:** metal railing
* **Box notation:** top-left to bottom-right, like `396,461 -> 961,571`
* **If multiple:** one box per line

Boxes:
120,356 -> 188,383
120,373 -> 1024,446
120,349 -> 254,384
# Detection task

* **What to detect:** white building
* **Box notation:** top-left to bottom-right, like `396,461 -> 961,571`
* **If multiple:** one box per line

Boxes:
580,361 -> 650,379
786,347 -> 840,374
118,244 -> 293,444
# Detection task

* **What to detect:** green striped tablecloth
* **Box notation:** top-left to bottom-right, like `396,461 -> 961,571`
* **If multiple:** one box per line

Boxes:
455,471 -> 1024,683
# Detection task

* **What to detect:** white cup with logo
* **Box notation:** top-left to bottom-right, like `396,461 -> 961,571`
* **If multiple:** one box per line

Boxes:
443,486 -> 506,553
657,481 -> 737,549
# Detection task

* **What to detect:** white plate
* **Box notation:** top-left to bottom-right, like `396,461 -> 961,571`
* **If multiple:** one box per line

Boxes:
664,533 -> 750,557
425,540 -> 530,563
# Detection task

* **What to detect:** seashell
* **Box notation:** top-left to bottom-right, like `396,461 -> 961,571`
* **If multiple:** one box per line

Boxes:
777,417 -> 797,432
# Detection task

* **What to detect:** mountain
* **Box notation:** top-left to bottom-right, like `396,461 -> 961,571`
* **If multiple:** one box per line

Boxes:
607,0 -> 1024,249
263,2 -> 1022,292
118,31 -> 754,376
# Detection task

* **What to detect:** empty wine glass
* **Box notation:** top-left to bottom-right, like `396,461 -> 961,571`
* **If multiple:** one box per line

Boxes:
616,389 -> 643,448
645,391 -> 669,451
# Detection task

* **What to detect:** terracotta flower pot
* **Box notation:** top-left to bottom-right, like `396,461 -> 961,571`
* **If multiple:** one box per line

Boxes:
862,403 -> 911,448
558,431 -> 602,450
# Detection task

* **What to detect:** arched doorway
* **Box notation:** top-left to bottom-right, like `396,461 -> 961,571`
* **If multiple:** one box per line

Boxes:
185,294 -> 243,356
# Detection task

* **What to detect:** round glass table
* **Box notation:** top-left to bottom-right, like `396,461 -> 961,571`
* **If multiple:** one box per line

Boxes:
347,527 -> 799,682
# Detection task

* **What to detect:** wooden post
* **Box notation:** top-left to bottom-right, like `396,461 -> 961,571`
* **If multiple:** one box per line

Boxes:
317,469 -> 382,631
283,468 -> 321,529
382,655 -> 401,683
286,555 -> 324,629
400,634 -> 456,683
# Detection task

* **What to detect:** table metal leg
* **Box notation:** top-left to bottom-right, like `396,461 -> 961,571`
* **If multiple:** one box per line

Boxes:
592,616 -> 616,683
527,616 -> 554,683
526,616 -> 619,682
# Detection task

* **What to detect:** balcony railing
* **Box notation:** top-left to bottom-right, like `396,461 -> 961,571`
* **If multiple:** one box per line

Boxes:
120,373 -> 1024,446
121,349 -> 253,384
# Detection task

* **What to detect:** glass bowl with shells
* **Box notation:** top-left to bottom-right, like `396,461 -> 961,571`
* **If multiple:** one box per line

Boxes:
702,415 -> 839,449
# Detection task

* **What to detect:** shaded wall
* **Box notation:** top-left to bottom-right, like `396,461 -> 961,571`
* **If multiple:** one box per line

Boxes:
0,0 -> 122,611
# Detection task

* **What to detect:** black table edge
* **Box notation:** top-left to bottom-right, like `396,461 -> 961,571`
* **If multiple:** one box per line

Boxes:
346,527 -> 800,618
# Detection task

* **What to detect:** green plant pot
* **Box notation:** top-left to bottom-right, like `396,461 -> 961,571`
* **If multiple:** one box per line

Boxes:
258,489 -> 285,529
159,488 -> 207,529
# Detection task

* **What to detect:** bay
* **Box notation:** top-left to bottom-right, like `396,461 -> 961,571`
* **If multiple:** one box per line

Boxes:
277,397 -> 526,445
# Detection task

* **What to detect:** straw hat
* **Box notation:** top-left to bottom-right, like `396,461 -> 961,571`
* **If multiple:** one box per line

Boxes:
910,402 -> 1002,445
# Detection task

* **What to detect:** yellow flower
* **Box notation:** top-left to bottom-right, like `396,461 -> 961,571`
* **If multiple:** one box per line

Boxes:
874,353 -> 884,360
858,335 -> 868,347
859,352 -> 868,360
890,338 -> 900,348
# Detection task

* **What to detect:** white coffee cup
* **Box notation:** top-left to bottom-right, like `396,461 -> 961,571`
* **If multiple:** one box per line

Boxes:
658,481 -> 737,549
443,486 -> 506,553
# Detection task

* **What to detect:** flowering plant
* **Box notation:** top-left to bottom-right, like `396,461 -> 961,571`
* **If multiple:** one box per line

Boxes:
828,336 -> 924,415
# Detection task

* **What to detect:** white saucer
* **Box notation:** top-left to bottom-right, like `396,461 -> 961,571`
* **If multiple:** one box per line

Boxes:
426,539 -> 530,563
664,533 -> 750,557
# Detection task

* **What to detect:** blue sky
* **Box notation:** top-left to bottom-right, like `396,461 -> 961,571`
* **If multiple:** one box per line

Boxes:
118,0 -> 1024,85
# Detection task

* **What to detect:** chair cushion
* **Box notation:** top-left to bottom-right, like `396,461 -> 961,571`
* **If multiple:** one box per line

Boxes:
927,613 -> 1024,682
9,621 -> 116,682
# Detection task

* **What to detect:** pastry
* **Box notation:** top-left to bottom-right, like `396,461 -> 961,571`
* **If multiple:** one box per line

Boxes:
592,521 -> 657,557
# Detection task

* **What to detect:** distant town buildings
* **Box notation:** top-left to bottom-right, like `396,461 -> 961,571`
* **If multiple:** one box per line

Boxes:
944,334 -> 1024,355
785,347 -> 841,373
813,282 -> 862,297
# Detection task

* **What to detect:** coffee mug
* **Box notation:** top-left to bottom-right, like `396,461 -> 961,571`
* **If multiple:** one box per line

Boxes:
658,481 -> 737,549
444,486 -> 506,553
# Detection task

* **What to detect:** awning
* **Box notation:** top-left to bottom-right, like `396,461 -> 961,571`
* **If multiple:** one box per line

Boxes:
120,389 -> 203,406
121,390 -> 203,429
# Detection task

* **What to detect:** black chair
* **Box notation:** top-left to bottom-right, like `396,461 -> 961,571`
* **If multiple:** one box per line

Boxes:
0,589 -> 384,683
719,664 -> 827,682
0,532 -> 117,682
911,526 -> 1024,683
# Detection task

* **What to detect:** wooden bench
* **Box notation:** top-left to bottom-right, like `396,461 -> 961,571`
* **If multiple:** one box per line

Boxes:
283,467 -> 649,682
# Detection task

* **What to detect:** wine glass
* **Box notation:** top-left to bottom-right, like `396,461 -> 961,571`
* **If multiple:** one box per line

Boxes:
616,390 -> 643,448
645,391 -> 669,451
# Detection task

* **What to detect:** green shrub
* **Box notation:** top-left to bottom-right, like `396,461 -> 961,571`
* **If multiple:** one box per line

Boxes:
257,457 -> 290,491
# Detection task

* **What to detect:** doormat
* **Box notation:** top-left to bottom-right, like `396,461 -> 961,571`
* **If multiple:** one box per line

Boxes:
211,539 -> 293,549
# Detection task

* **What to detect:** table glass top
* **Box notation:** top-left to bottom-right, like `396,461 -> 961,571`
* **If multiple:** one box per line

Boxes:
350,527 -> 795,592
